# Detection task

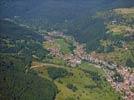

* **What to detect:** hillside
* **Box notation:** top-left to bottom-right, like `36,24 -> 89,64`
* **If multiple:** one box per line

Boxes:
0,0 -> 134,100
94,8 -> 134,68
0,20 -> 58,100
31,61 -> 121,100
0,54 -> 58,100
0,0 -> 134,51
0,19 -> 122,100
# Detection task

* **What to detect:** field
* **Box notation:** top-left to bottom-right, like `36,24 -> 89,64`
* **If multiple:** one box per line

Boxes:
55,38 -> 74,54
107,24 -> 131,35
44,37 -> 74,55
114,8 -> 134,15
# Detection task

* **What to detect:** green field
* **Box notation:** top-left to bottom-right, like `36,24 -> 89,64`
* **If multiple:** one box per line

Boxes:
55,38 -> 74,54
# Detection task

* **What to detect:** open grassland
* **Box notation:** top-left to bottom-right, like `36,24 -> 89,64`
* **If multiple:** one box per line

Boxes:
55,38 -> 74,54
43,37 -> 74,55
107,24 -> 131,35
114,8 -> 134,15
43,41 -> 59,49
114,8 -> 134,20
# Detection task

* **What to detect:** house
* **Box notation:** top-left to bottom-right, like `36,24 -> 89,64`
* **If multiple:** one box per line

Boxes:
112,20 -> 117,24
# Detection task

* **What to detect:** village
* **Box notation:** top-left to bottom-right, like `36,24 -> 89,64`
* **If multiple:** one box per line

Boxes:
44,31 -> 134,100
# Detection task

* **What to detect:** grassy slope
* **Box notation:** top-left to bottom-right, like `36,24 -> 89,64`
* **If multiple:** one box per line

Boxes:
44,37 -> 74,55
32,61 -> 121,100
1,13 -> 124,100
107,8 -> 134,36
96,7 -> 134,67
114,7 -> 134,18
55,38 -> 73,54
96,47 -> 134,65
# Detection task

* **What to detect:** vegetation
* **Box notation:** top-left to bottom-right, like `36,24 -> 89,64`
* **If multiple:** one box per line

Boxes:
66,84 -> 78,92
55,38 -> 75,54
130,87 -> 134,93
47,67 -> 68,80
1,0 -> 133,52
126,59 -> 134,68
0,20 -> 58,100
0,54 -> 58,100
112,73 -> 124,82
31,61 -> 121,100
0,20 -> 49,60
94,8 -> 134,67
0,1 -> 134,100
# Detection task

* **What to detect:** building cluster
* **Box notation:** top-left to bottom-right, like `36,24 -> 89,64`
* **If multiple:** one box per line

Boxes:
64,54 -> 81,67
84,53 -> 134,100
44,35 -> 53,41
44,31 -> 134,100
116,67 -> 134,100
47,31 -> 64,37
44,39 -> 63,58
45,35 -> 85,67
103,66 -> 134,100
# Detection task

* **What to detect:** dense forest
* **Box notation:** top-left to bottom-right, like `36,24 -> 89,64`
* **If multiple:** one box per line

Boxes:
0,0 -> 134,51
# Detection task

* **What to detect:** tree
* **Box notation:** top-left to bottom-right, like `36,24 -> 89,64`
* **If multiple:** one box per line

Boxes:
126,59 -> 134,68
66,84 -> 78,92
47,67 -> 68,80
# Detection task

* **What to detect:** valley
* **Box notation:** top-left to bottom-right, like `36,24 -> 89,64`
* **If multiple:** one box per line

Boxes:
32,29 -> 133,100
0,19 -> 123,100
0,1 -> 134,100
